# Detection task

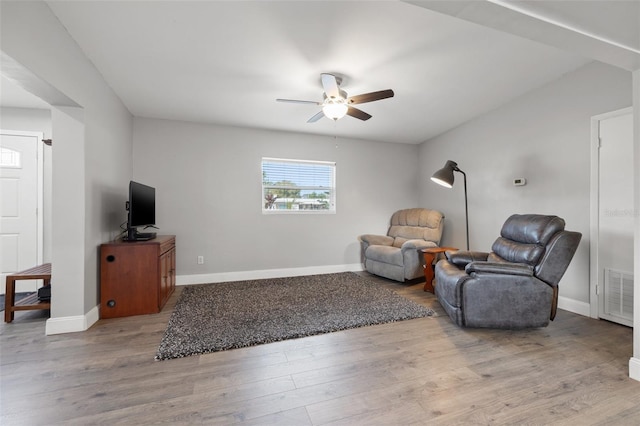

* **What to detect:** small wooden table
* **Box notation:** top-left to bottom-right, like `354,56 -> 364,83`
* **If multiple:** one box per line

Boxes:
4,263 -> 51,323
421,247 -> 457,293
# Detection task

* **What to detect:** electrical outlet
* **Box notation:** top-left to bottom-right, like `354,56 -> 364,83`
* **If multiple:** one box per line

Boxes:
197,256 -> 204,265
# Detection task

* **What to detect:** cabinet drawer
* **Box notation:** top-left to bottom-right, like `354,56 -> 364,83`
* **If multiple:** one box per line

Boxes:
159,236 -> 176,256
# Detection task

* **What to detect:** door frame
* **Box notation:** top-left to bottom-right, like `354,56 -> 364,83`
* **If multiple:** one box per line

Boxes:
589,107 -> 633,319
1,129 -> 44,266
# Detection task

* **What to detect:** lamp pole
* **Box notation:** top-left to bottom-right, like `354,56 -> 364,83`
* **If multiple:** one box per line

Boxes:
431,160 -> 469,250
459,168 -> 469,251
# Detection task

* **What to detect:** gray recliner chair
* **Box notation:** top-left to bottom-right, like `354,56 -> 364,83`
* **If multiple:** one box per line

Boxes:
434,214 -> 581,329
359,208 -> 444,282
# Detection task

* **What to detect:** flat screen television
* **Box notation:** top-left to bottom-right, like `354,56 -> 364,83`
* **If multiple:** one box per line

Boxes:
125,180 -> 156,241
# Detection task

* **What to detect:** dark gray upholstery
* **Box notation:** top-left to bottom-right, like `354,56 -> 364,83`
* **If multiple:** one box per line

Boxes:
359,209 -> 444,282
434,214 -> 581,329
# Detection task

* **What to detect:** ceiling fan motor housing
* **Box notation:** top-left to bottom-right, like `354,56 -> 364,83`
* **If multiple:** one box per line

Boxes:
323,89 -> 348,101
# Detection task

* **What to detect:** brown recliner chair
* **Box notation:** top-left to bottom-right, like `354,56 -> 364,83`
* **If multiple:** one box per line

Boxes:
434,214 -> 581,329
359,208 -> 444,282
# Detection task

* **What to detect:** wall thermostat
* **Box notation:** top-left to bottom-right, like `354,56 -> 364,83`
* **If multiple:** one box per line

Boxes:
513,178 -> 527,186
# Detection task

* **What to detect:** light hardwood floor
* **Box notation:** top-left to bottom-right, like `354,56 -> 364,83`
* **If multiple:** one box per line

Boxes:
1,272 -> 639,425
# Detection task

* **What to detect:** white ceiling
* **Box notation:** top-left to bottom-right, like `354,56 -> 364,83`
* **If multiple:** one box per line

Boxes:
2,1 -> 638,144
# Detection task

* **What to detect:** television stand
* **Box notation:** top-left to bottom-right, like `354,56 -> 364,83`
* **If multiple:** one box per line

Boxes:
100,235 -> 175,318
123,231 -> 157,241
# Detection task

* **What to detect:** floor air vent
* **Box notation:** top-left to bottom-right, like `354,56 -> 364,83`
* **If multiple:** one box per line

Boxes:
604,268 -> 634,323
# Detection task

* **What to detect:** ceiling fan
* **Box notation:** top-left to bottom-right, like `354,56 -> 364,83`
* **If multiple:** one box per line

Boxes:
276,73 -> 394,123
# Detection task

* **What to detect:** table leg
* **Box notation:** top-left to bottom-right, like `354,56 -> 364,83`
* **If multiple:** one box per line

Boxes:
5,277 -> 15,323
423,252 -> 436,293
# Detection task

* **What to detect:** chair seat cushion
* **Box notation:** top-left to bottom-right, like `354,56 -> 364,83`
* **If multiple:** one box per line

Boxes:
365,245 -> 403,266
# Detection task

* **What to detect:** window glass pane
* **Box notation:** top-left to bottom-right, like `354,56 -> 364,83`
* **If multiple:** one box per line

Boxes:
0,147 -> 21,168
262,157 -> 336,213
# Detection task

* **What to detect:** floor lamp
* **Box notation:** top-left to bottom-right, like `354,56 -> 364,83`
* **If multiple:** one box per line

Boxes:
431,160 -> 469,250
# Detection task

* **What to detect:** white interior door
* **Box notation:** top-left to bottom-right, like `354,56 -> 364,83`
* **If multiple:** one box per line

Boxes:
591,109 -> 634,326
1,130 -> 43,294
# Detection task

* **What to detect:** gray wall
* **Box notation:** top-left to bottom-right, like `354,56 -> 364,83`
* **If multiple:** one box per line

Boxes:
419,61 -> 632,305
1,1 -> 133,326
133,118 -> 420,279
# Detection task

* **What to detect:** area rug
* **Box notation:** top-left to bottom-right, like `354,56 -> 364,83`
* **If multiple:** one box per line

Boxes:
155,272 -> 434,360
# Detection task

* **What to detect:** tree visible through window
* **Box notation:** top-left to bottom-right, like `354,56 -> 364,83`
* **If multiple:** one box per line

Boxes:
262,157 -> 336,213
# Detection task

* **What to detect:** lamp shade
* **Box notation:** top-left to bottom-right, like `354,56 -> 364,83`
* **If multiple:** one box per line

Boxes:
430,160 -> 458,188
430,159 -> 469,250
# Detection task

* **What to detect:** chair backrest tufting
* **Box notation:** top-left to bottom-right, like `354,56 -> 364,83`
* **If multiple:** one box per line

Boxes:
490,214 -> 565,266
487,214 -> 581,287
387,208 -> 444,245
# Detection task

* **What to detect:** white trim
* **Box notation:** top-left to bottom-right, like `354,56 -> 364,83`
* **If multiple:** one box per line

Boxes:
45,304 -> 99,335
487,0 -> 640,55
589,114 -> 600,319
632,70 -> 640,381
630,357 -> 640,382
177,263 -> 364,286
37,133 -> 44,265
557,296 -> 591,317
261,157 -> 337,214
0,129 -> 45,266
589,107 -> 633,319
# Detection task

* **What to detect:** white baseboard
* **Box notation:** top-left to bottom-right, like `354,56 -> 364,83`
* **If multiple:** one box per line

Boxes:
177,263 -> 364,286
45,304 -> 99,335
557,296 -> 591,317
630,357 -> 640,382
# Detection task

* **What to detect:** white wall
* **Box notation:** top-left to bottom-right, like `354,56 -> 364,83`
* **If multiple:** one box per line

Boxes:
1,1 -> 133,332
419,61 -> 632,309
1,107 -> 53,262
133,118 -> 420,281
0,107 -> 52,138
631,69 -> 640,381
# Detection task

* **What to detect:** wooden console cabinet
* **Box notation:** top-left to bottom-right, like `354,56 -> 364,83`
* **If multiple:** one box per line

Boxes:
100,235 -> 176,319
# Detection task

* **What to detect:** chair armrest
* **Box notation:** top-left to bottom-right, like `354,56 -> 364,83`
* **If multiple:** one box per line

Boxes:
358,234 -> 394,246
446,251 -> 490,268
401,239 -> 437,251
465,261 -> 534,277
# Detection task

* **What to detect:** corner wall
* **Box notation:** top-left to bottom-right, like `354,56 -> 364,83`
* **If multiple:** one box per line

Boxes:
418,61 -> 632,310
133,118 -> 420,281
630,69 -> 640,382
1,1 -> 133,332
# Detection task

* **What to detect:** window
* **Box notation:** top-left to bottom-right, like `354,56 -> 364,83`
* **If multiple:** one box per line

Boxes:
0,147 -> 21,168
262,157 -> 336,213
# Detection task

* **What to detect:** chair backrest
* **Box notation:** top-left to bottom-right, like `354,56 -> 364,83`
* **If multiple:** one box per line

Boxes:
489,214 -> 582,286
387,208 -> 444,247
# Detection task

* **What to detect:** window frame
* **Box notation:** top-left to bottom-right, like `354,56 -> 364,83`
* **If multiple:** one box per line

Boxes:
261,157 -> 336,214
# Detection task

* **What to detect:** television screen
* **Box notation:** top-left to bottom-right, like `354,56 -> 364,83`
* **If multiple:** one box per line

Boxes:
128,181 -> 155,228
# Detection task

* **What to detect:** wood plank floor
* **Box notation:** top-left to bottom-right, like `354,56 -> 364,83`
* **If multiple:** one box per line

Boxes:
1,272 -> 639,425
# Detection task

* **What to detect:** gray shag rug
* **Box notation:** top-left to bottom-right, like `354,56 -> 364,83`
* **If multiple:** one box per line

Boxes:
155,272 -> 434,360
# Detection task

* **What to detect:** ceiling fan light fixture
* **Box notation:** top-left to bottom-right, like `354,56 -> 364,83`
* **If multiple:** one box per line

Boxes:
322,100 -> 348,120
277,73 -> 394,123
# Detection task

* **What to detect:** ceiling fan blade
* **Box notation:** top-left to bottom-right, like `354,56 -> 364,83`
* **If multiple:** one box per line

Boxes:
307,111 -> 325,123
321,73 -> 340,99
347,89 -> 394,105
346,106 -> 372,121
276,98 -> 321,105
